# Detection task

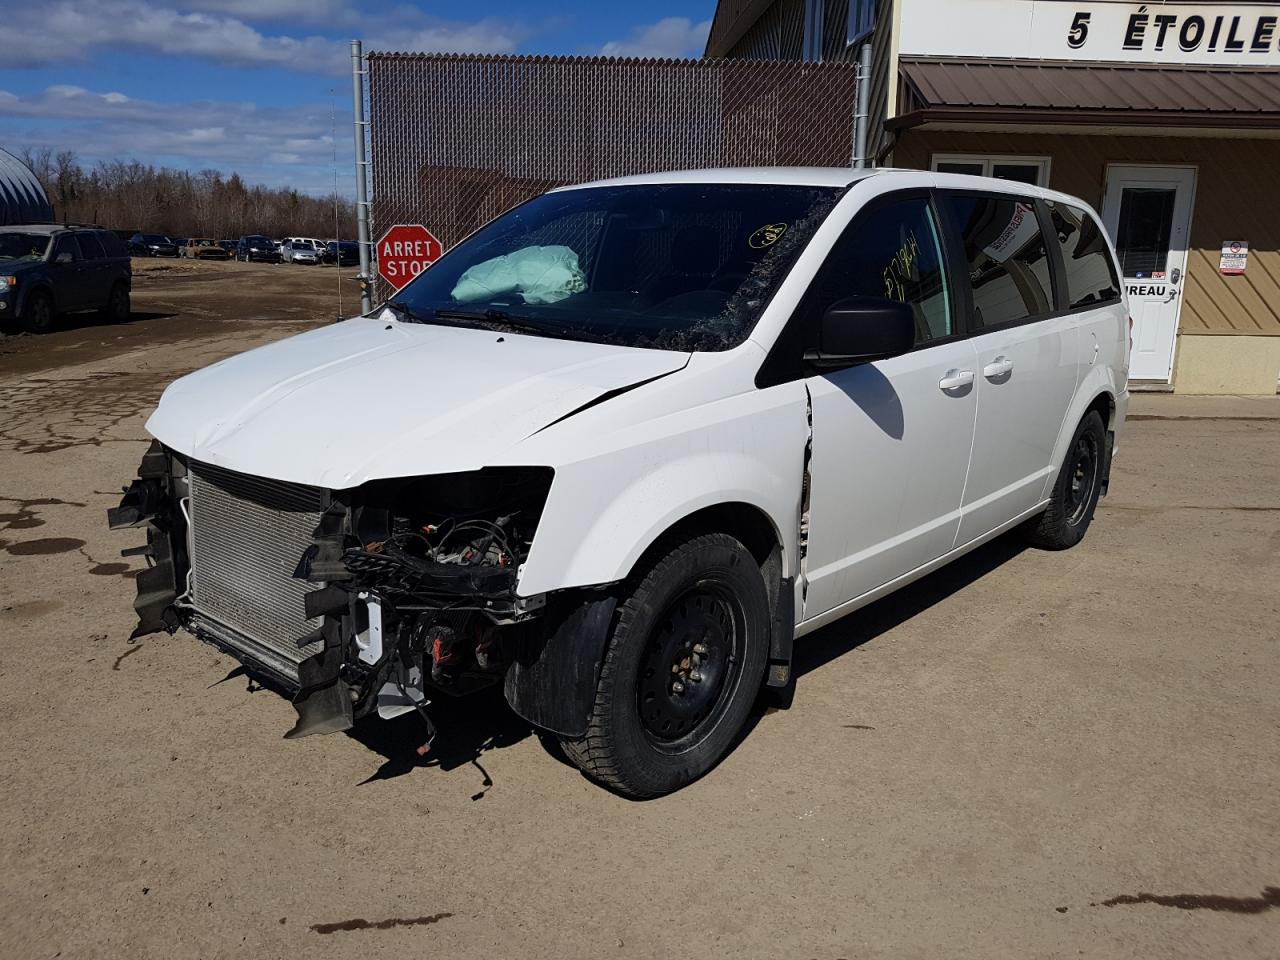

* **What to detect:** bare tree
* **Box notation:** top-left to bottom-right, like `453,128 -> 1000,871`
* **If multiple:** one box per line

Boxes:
26,152 -> 357,239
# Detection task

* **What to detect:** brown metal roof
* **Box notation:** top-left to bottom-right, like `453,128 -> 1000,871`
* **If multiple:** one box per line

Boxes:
895,58 -> 1280,130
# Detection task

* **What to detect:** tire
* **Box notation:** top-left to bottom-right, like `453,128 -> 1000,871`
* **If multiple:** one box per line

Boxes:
560,532 -> 770,798
19,291 -> 55,334
100,282 -> 130,323
1022,410 -> 1106,550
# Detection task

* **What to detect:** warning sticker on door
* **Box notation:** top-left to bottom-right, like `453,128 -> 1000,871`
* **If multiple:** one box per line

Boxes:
1220,241 -> 1248,275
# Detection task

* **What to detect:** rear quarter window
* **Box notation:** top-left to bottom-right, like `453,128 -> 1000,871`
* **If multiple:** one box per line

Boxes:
77,232 -> 107,260
1047,202 -> 1121,309
99,232 -> 128,258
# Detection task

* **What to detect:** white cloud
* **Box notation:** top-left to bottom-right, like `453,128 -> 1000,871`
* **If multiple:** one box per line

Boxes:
0,85 -> 353,195
600,17 -> 712,59
175,0 -> 351,24
3,0 -> 531,75
366,19 -> 531,55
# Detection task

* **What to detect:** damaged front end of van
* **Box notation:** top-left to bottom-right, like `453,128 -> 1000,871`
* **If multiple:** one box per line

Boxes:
109,440 -> 621,746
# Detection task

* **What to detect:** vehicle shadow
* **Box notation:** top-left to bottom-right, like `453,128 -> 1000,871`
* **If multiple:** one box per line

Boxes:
2,309 -> 178,337
351,533 -> 1029,799
788,533 -> 1029,681
347,684 -> 533,796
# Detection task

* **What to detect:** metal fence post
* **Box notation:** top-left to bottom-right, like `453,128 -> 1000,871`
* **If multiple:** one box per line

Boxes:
853,41 -> 872,168
351,39 -> 374,315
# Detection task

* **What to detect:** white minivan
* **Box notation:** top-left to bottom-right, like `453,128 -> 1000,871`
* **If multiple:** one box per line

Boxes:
111,168 -> 1129,797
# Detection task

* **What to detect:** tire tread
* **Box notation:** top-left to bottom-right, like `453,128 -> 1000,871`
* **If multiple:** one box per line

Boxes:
560,532 -> 765,796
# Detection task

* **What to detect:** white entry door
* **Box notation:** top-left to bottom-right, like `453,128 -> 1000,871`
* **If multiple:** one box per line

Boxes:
1102,165 -> 1196,382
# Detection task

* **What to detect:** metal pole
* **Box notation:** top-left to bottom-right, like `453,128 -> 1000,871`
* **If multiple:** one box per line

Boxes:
351,39 -> 374,314
852,40 -> 872,169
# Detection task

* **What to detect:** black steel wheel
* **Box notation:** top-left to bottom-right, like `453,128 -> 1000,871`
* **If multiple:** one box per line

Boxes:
636,582 -> 746,749
1064,431 -> 1100,527
1023,410 -> 1107,550
560,532 -> 770,798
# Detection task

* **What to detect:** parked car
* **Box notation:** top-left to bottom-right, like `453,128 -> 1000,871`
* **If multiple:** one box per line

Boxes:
321,240 -> 359,265
110,168 -> 1129,797
217,240 -> 237,257
129,233 -> 178,258
182,238 -> 229,260
1,224 -> 131,333
236,235 -> 281,263
279,237 -> 326,261
281,240 -> 320,265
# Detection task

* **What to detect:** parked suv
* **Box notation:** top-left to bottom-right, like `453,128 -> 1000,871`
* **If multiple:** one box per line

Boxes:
129,233 -> 178,258
321,240 -> 359,265
1,224 -> 131,333
236,235 -> 281,263
111,169 -> 1128,797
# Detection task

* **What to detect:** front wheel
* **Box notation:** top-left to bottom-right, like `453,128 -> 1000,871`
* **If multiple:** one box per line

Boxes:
1022,410 -> 1106,550
560,533 -> 770,798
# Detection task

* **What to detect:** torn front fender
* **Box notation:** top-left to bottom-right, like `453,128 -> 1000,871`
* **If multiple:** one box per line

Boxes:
108,441 -> 187,640
504,591 -> 617,738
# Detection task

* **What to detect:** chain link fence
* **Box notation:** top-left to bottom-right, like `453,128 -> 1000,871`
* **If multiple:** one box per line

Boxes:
366,52 -> 858,301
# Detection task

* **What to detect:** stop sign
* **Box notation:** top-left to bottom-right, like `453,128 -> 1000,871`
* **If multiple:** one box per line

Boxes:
376,224 -> 442,291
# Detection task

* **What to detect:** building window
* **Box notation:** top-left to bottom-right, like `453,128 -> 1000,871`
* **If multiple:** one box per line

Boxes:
931,155 -> 1052,187
847,0 -> 878,45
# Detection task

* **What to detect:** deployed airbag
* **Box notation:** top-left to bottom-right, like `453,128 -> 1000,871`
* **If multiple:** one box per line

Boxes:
451,245 -> 587,305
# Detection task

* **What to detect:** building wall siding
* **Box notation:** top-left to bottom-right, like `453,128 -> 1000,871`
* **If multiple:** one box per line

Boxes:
866,0 -> 898,161
895,131 -> 1280,336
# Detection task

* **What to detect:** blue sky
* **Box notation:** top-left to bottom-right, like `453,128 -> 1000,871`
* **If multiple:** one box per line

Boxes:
0,1 -> 716,195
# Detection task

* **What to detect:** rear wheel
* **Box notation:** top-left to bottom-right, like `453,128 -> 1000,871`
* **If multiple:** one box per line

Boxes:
20,291 -> 55,334
1022,410 -> 1106,550
100,282 -> 130,323
560,533 -> 770,798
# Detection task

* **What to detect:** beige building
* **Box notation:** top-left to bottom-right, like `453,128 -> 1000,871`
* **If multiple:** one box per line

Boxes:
707,0 -> 1280,394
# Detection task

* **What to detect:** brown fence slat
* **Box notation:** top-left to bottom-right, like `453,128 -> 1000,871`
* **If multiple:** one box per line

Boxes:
366,52 -> 858,301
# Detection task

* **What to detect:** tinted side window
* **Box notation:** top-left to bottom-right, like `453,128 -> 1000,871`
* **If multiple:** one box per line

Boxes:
939,195 -> 1053,330
803,196 -> 953,344
77,232 -> 107,260
1047,202 -> 1121,309
99,232 -> 128,258
52,235 -> 82,261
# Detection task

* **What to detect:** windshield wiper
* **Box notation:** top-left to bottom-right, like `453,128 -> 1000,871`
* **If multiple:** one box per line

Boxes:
384,299 -> 441,325
386,302 -> 581,340
431,307 -> 567,338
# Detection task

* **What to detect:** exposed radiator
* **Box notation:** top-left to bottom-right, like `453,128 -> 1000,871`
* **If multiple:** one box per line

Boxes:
187,461 -> 326,681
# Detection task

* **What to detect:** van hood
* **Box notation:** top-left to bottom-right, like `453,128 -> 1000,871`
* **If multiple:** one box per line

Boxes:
146,315 -> 689,488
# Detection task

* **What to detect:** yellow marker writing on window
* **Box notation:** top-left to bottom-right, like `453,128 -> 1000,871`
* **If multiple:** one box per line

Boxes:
749,223 -> 788,249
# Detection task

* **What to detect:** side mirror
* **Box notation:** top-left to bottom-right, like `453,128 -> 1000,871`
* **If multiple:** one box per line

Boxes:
55,251 -> 75,264
805,296 -> 916,370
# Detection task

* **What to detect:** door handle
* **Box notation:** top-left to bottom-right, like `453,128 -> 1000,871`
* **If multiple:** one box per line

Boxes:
938,369 -> 975,392
983,356 -> 1013,379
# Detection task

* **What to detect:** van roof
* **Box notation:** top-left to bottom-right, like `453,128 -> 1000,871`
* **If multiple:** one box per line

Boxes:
558,166 -> 1093,212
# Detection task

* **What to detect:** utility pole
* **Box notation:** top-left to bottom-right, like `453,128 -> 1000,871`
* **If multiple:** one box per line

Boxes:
351,39 -> 374,314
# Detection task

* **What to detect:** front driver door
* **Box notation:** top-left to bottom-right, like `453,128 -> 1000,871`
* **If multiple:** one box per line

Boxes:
801,193 -> 978,619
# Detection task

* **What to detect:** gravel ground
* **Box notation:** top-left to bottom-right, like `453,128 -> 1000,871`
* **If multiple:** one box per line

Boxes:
1,260 -> 1277,959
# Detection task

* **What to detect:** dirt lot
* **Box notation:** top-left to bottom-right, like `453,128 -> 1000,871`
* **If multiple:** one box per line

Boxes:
1,260 -> 1277,959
